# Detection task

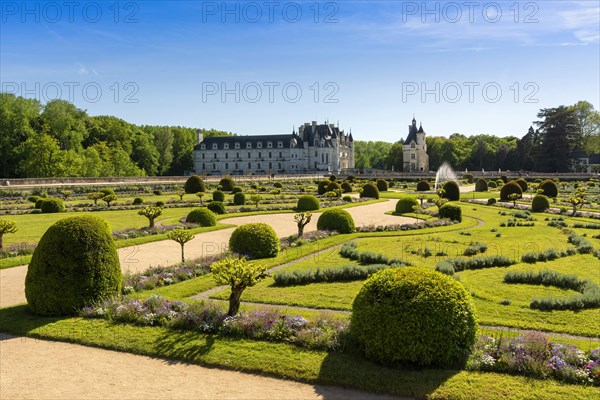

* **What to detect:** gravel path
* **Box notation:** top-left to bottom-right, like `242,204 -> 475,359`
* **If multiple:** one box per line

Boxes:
0,199 -> 413,308
0,334 -> 405,400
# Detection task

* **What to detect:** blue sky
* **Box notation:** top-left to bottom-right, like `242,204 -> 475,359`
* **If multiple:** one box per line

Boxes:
1,1 -> 599,142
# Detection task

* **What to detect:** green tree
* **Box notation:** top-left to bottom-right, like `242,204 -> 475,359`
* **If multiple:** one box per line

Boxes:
16,133 -> 64,177
210,257 -> 268,316
167,228 -> 195,262
102,194 -> 117,207
137,206 -> 163,228
0,219 -> 18,250
39,99 -> 88,151
569,101 -> 600,154
152,126 -> 174,175
87,192 -> 105,205
534,106 -> 579,172
250,194 -> 263,208
294,212 -> 312,237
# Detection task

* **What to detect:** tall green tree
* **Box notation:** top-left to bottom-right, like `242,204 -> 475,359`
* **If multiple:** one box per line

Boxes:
39,100 -> 88,151
534,106 -> 578,172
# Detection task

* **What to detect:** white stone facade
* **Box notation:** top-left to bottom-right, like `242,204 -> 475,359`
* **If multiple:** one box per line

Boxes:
403,117 -> 429,172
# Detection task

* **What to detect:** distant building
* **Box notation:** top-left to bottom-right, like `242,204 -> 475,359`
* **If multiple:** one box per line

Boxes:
570,149 -> 600,173
193,121 -> 354,175
403,116 -> 429,172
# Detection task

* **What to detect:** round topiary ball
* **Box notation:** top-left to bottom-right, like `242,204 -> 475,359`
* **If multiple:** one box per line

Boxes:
219,177 -> 235,192
500,181 -> 523,201
327,181 -> 342,194
207,201 -> 226,215
273,182 -> 283,189
297,195 -> 320,211
360,183 -> 379,199
229,223 -> 279,259
416,180 -> 431,191
341,181 -> 353,193
500,175 -> 508,183
439,203 -> 462,222
475,178 -> 488,192
442,181 -> 460,201
25,215 -> 121,316
531,194 -> 550,212
233,192 -> 246,206
316,209 -> 355,234
133,197 -> 144,205
376,179 -> 388,192
231,186 -> 243,194
185,175 -> 206,194
396,197 -> 419,214
100,188 -> 116,197
515,178 -> 528,192
488,180 -> 497,189
40,198 -> 65,213
212,190 -> 225,202
317,180 -> 330,195
186,208 -> 217,226
539,179 -> 558,198
351,267 -> 477,367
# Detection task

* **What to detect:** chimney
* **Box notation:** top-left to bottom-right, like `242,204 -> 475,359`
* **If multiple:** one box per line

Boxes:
196,129 -> 203,144
312,121 -> 317,126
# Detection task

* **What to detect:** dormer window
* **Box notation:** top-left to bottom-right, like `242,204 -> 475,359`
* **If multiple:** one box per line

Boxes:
411,142 -> 415,148
267,142 -> 272,148
257,142 -> 262,148
277,141 -> 283,148
212,143 -> 218,150
224,143 -> 229,149
246,142 -> 252,148
200,144 -> 206,149
235,142 -> 240,149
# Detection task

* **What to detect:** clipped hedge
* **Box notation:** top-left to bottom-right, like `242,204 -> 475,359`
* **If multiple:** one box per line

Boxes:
212,190 -> 225,202
436,255 -> 515,275
341,181 -> 353,193
351,267 -> 477,367
40,198 -> 65,213
185,208 -> 217,226
395,197 -> 419,214
442,181 -> 460,201
500,181 -> 522,201
207,201 -> 226,215
474,178 -> 488,192
229,223 -> 279,259
416,180 -> 431,191
219,177 -> 235,192
184,175 -> 205,193
439,203 -> 462,222
296,195 -> 320,211
25,215 -> 121,316
273,264 -> 389,286
531,194 -> 550,212
376,179 -> 388,192
539,179 -> 558,198
360,182 -> 379,199
515,178 -> 528,192
231,186 -> 243,194
488,180 -> 497,189
233,192 -> 246,205
317,209 -> 355,234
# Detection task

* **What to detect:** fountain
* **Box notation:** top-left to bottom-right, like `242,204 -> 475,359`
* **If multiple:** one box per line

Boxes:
434,162 -> 458,190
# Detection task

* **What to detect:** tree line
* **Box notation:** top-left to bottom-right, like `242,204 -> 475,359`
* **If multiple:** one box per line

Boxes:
354,101 -> 599,173
0,94 -> 233,178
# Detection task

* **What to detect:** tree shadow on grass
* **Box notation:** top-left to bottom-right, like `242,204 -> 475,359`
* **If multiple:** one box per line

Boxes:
0,304 -> 70,337
153,329 -> 216,365
316,350 -> 460,399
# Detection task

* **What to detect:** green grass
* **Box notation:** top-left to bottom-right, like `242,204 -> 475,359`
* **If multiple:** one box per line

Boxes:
1,305 -> 597,400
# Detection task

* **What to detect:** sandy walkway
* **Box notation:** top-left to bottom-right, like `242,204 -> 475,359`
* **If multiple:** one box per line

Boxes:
0,334 -> 403,400
0,199 -> 413,308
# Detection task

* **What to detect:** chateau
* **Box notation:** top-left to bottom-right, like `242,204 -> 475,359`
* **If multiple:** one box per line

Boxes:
403,117 -> 429,172
193,121 -> 354,175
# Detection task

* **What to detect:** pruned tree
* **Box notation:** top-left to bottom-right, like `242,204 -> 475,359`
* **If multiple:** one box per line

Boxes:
196,192 -> 205,205
87,192 -> 105,205
507,192 -> 522,208
137,206 -> 163,228
102,194 -> 117,207
0,219 -> 18,251
294,212 -> 312,237
569,192 -> 586,216
250,194 -> 263,209
177,190 -> 185,201
210,257 -> 268,316
167,228 -> 195,262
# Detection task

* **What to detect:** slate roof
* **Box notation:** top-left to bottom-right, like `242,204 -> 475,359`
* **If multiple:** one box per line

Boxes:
404,123 -> 419,145
193,134 -> 298,151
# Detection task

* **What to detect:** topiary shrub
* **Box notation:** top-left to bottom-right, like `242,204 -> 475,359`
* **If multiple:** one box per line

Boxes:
500,175 -> 508,183
500,181 -> 523,201
219,177 -> 235,192
531,194 -> 550,212
207,201 -> 226,215
186,208 -> 217,226
212,190 -> 225,202
329,174 -> 337,181
229,223 -> 279,259
416,180 -> 431,191
439,203 -> 462,222
317,180 -> 330,195
40,198 -> 65,213
351,267 -> 477,367
395,197 -> 419,214
233,192 -> 246,206
346,175 -> 356,182
35,198 -> 45,209
28,195 -> 40,203
297,195 -> 320,211
539,179 -> 558,198
327,181 -> 342,195
100,188 -> 116,197
231,186 -> 243,194
133,197 -> 144,205
442,181 -> 460,201
376,179 -> 388,192
360,183 -> 379,199
341,181 -> 353,193
475,178 -> 488,192
515,178 -> 528,192
463,173 -> 474,184
273,182 -> 283,189
185,175 -> 206,193
25,215 -> 121,316
488,180 -> 497,189
155,201 -> 165,207
487,198 -> 497,205
317,209 -> 355,234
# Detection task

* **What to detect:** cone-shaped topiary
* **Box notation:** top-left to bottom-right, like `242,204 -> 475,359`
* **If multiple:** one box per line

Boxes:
229,223 -> 279,259
416,180 -> 431,191
351,267 -> 477,367
475,178 -> 488,192
25,215 -> 121,316
531,194 -> 550,212
376,179 -> 388,192
360,182 -> 379,199
316,209 -> 355,233
219,177 -> 235,192
396,197 -> 419,214
297,195 -> 320,211
186,208 -> 217,226
539,179 -> 558,198
500,181 -> 523,201
442,181 -> 460,201
515,178 -> 528,192
185,175 -> 206,193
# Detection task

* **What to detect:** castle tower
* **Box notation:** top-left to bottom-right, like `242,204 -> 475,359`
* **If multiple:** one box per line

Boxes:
402,116 -> 429,172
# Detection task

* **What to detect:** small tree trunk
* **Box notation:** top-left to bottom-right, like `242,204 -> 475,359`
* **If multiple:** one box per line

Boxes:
297,226 -> 304,237
149,218 -> 155,228
228,287 -> 244,316
93,199 -> 98,205
180,244 -> 185,263
0,234 -> 3,251
573,205 -> 577,216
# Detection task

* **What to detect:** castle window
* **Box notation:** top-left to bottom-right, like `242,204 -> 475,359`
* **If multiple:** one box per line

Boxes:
235,142 -> 240,149
202,153 -> 205,159
246,142 -> 251,148
278,152 -> 282,158
411,154 -> 416,160
225,163 -> 228,169
224,143 -> 229,150
269,162 -> 272,169
235,163 -> 238,169
278,163 -> 281,169
248,162 -> 251,168
213,144 -> 218,150
236,152 -> 240,159
214,153 -> 217,159
202,163 -> 205,170
200,144 -> 205,149
213,163 -> 216,169
225,153 -> 228,159
411,142 -> 415,148
258,152 -> 262,158
268,152 -> 271,158
258,163 -> 261,169
267,142 -> 272,148
247,152 -> 251,158
277,141 -> 283,148
257,142 -> 262,148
